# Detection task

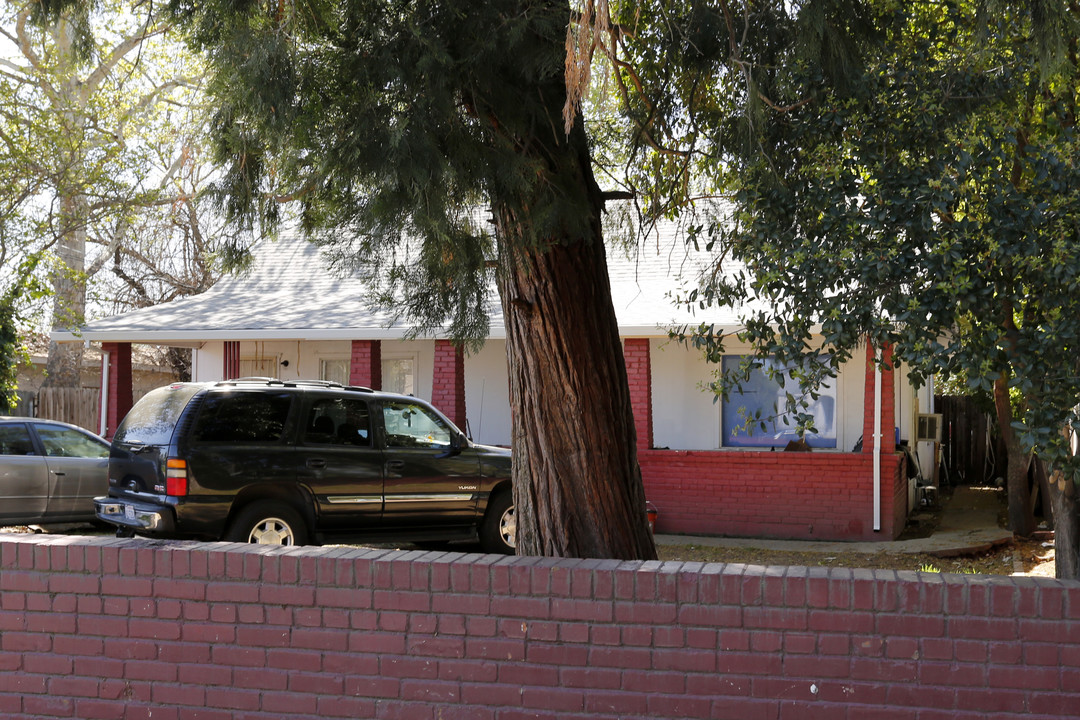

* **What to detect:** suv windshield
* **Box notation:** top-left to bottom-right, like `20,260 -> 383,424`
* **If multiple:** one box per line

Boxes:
114,384 -> 202,446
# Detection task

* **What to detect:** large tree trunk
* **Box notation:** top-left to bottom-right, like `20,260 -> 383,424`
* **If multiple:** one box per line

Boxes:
495,212 -> 657,559
994,374 -> 1034,536
487,2 -> 656,559
42,195 -> 87,388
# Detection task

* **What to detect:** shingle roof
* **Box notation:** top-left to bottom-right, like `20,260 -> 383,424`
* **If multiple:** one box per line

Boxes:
57,221 -> 746,345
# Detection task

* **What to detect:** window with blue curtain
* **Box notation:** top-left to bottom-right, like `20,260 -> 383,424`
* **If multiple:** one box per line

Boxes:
720,356 -> 837,448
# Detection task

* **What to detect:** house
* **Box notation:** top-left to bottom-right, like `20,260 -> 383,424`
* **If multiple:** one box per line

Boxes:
54,225 -> 935,542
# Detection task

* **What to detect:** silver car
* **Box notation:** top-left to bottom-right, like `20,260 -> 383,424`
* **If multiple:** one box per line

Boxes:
0,417 -> 110,525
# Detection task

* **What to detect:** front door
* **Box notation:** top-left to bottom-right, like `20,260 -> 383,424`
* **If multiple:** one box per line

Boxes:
379,399 -> 479,529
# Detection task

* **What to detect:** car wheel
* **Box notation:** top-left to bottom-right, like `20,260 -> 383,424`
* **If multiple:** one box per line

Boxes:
225,501 -> 309,546
480,490 -> 515,554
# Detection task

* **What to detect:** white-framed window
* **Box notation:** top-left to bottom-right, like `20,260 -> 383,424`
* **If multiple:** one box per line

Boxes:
320,358 -> 350,385
239,357 -> 280,379
382,355 -> 417,396
720,355 -> 837,449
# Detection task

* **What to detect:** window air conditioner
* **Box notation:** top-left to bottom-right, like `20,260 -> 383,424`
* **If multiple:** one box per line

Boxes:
916,413 -> 943,443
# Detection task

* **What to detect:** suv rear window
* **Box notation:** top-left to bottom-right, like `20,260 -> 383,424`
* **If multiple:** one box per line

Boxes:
192,391 -> 293,443
115,384 -> 202,446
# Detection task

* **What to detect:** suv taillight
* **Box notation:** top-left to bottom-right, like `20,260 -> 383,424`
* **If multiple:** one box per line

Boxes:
166,458 -> 189,497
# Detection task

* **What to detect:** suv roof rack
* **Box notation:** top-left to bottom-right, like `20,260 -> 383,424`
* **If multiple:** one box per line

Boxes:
214,377 -> 373,392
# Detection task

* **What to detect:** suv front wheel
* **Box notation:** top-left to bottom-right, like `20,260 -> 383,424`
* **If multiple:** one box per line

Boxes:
225,500 -> 309,546
480,491 -> 515,554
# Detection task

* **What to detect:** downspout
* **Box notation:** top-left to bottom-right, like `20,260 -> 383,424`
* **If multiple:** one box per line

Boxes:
99,347 -> 110,438
873,347 -> 882,532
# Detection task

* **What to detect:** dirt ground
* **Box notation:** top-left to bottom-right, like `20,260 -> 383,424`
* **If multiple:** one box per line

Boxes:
658,490 -> 1057,578
657,536 -> 1056,577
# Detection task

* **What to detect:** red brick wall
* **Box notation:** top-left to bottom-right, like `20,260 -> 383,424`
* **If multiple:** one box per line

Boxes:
349,339 -> 382,389
1,535 -> 1077,719
640,449 -> 907,540
624,338 -> 653,451
431,339 -> 466,430
99,342 -> 133,439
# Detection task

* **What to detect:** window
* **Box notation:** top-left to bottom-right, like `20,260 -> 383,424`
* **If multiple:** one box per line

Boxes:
0,425 -> 34,456
192,392 -> 292,443
721,356 -> 837,449
34,425 -> 109,458
321,358 -> 350,386
304,397 -> 372,447
382,357 -> 416,395
382,400 -> 451,449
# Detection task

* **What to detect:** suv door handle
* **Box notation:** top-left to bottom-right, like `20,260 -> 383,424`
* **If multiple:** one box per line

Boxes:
386,460 -> 405,472
306,459 -> 327,469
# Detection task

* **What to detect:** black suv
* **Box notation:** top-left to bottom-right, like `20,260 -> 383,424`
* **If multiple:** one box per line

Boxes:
94,379 -> 515,553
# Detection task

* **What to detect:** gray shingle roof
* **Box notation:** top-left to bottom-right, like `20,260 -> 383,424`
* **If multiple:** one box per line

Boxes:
59,222 -> 745,345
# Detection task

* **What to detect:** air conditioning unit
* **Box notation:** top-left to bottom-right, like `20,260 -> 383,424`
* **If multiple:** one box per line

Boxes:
916,413 -> 943,443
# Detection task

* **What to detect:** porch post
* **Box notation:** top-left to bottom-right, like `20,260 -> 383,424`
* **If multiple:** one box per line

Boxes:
623,338 -> 654,450
100,342 -> 133,439
431,339 -> 467,431
349,340 -> 382,389
223,341 -> 240,380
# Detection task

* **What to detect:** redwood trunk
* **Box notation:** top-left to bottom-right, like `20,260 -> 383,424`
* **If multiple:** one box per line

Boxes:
495,217 -> 657,559
994,374 -> 1033,536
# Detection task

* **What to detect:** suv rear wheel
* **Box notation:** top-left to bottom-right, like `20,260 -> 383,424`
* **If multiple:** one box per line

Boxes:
480,490 -> 515,554
225,500 -> 309,546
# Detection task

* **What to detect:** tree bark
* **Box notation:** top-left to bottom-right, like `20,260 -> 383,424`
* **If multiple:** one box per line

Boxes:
994,373 -> 1034,536
487,3 -> 656,559
1048,468 -> 1079,580
42,194 -> 87,388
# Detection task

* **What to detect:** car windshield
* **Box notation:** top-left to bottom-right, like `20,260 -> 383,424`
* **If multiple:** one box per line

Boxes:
114,384 -> 202,446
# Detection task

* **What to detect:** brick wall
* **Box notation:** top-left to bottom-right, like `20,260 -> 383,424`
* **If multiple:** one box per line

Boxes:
431,339 -> 466,430
99,342 -> 133,439
349,340 -> 382,390
624,338 -> 653,451
1,535 -> 1077,719
640,449 -> 908,541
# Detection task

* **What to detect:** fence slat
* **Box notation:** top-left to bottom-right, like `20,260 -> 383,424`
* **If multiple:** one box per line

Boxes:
35,388 -> 100,432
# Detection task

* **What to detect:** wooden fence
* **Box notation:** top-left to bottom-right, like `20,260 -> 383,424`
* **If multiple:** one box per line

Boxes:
32,387 -> 101,431
934,394 -> 1005,486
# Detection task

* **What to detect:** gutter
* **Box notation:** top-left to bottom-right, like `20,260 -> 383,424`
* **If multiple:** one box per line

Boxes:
873,346 -> 882,532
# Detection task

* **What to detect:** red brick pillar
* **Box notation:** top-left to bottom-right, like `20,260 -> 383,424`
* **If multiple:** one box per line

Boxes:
100,342 -> 133,439
623,338 -> 653,451
350,340 -> 382,389
431,339 -> 466,430
223,341 -> 240,380
862,342 -> 895,453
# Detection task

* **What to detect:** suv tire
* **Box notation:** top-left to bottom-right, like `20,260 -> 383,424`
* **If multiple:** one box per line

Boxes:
225,500 -> 309,546
480,490 -> 515,554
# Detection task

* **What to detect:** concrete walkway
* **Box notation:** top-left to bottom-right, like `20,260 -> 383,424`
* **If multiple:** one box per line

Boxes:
655,485 -> 1014,557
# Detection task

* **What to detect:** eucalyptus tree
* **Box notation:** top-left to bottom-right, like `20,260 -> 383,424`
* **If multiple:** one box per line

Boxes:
1,0 -> 213,388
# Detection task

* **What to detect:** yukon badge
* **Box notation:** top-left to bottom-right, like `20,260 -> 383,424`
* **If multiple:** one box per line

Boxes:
459,485 -> 478,491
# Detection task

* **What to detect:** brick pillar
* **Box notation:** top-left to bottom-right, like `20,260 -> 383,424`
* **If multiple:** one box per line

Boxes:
623,338 -> 653,451
350,340 -> 382,389
100,342 -> 133,439
223,341 -> 240,380
862,342 -> 896,453
431,339 -> 466,431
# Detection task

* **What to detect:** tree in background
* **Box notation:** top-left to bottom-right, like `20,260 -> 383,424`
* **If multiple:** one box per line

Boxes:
1,0 -> 222,389
616,1 -> 1080,577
